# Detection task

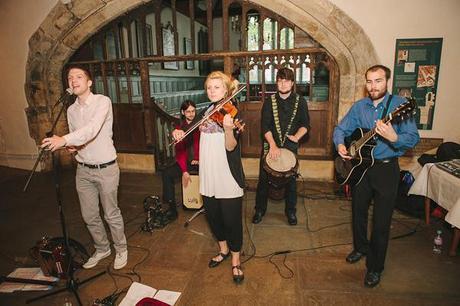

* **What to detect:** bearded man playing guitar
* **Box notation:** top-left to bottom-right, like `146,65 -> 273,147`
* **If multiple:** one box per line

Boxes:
333,65 -> 420,288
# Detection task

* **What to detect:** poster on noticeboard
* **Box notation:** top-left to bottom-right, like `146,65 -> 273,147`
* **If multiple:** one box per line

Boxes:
392,38 -> 443,130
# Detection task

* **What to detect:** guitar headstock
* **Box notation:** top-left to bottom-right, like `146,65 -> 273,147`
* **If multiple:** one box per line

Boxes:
389,96 -> 417,122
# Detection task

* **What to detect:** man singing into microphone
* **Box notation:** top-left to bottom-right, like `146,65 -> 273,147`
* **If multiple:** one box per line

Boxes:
41,65 -> 128,270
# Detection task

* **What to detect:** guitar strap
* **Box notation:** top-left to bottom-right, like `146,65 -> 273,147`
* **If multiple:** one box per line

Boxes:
381,94 -> 393,119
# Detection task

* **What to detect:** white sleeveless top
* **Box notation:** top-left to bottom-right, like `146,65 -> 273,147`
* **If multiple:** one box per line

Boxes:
198,108 -> 243,198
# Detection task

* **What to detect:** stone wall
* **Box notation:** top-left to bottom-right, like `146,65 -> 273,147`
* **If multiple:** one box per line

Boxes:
24,0 -> 378,173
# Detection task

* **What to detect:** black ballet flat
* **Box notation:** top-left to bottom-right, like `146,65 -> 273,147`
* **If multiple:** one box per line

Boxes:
232,265 -> 244,284
208,252 -> 230,268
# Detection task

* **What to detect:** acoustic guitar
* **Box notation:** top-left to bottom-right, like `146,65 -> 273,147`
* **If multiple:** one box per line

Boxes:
335,97 -> 417,186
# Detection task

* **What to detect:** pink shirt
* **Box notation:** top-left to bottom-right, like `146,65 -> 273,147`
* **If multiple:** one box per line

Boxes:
64,92 -> 117,164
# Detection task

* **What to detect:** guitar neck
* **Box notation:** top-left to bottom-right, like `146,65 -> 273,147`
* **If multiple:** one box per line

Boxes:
353,113 -> 393,150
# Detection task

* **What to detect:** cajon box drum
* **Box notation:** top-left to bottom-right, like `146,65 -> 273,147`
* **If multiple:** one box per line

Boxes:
182,174 -> 203,209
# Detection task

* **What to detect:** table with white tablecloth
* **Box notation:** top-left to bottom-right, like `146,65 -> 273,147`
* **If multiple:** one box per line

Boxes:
408,163 -> 460,255
409,163 -> 460,227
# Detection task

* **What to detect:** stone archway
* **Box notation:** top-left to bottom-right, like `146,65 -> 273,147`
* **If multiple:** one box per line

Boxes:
252,0 -> 378,115
24,0 -> 378,168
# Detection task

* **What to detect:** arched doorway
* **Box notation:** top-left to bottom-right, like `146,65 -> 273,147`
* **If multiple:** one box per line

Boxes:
24,0 -> 378,173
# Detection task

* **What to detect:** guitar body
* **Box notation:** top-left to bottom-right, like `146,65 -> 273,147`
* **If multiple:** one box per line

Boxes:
335,128 -> 376,186
334,97 -> 417,187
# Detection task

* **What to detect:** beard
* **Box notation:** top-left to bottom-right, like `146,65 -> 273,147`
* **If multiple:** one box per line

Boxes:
368,87 -> 387,101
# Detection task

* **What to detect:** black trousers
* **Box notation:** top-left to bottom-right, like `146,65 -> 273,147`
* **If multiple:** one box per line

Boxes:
351,159 -> 400,273
161,162 -> 198,204
255,157 -> 297,214
203,195 -> 243,252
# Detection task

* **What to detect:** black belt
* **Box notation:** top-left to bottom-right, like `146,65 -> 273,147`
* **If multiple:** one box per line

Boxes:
374,157 -> 397,164
78,159 -> 116,169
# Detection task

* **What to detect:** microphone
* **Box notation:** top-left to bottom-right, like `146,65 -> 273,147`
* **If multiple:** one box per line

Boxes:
61,88 -> 74,100
53,88 -> 74,108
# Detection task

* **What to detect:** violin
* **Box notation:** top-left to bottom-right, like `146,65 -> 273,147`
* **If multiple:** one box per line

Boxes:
170,85 -> 246,146
209,99 -> 245,133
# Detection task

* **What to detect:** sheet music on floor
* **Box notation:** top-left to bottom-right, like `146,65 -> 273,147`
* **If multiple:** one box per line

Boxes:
119,281 -> 181,306
0,267 -> 58,293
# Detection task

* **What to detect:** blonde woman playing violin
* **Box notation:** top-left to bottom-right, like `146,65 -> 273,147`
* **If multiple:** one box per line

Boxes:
172,71 -> 245,284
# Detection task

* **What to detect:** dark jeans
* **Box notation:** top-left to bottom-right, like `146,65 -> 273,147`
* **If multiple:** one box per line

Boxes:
161,162 -> 198,204
255,157 -> 297,214
203,195 -> 243,252
351,159 -> 400,273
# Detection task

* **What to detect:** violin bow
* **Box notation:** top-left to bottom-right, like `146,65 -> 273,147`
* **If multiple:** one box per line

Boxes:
169,84 -> 246,147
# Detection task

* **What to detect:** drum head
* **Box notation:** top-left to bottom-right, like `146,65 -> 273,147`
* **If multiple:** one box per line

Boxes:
265,148 -> 297,172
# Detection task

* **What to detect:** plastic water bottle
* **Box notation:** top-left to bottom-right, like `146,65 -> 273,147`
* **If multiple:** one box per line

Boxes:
433,230 -> 443,254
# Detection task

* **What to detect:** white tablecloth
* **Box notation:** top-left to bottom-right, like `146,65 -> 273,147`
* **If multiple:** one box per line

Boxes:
408,163 -> 460,228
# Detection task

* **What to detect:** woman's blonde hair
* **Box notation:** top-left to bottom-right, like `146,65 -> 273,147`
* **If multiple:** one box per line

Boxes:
204,71 -> 235,98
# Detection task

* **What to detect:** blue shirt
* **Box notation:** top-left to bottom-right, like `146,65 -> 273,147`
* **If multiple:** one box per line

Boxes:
333,93 -> 420,159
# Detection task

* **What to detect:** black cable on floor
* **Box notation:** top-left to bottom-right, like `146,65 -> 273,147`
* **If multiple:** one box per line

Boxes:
92,212 -> 152,300
253,241 -> 354,279
295,174 -> 350,202
299,178 -> 423,239
269,252 -> 294,279
127,243 -> 151,283
300,184 -> 352,233
246,177 -> 426,279
241,191 -> 256,265
243,182 -> 355,277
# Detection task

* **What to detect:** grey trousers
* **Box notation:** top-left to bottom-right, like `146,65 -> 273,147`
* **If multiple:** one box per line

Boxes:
76,162 -> 127,254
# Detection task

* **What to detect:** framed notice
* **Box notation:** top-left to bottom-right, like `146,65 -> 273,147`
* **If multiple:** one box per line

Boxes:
392,38 -> 443,130
183,38 -> 194,70
162,22 -> 178,70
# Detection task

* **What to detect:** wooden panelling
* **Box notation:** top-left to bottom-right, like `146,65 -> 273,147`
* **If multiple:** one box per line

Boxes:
239,102 -> 263,156
240,100 -> 333,159
113,104 -> 149,152
67,0 -> 339,170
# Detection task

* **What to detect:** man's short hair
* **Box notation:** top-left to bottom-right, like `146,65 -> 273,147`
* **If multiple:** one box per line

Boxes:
366,65 -> 391,80
66,64 -> 93,81
276,67 -> 295,82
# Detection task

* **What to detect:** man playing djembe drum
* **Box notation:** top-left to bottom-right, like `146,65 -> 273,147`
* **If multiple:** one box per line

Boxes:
253,68 -> 310,225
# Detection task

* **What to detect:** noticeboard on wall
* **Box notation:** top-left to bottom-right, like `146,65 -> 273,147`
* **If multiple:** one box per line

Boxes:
392,38 -> 443,130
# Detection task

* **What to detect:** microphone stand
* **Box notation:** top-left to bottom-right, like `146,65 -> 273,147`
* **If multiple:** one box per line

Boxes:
23,94 -> 105,305
23,93 -> 69,192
